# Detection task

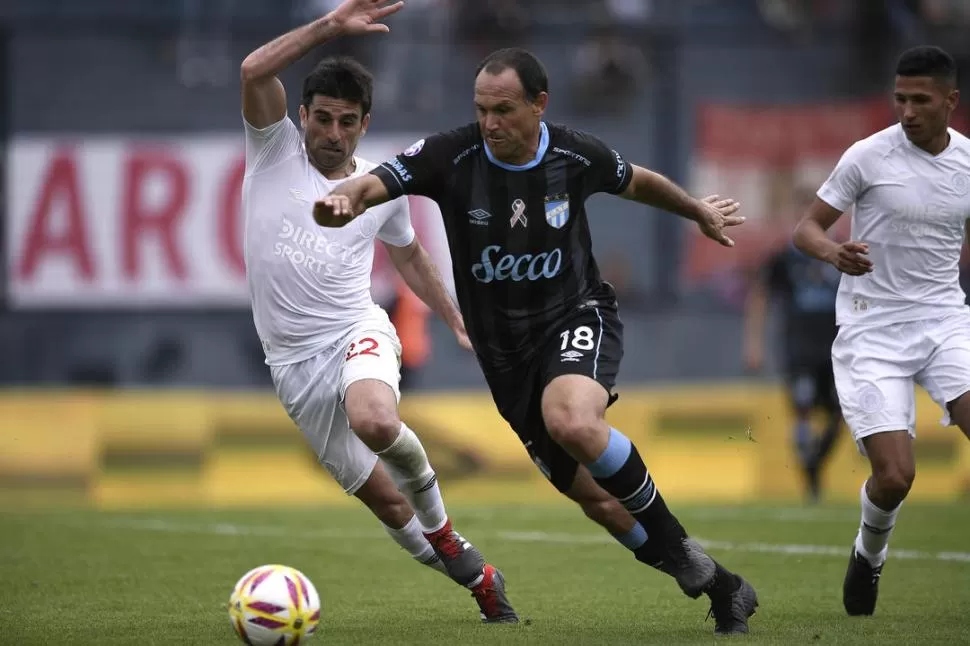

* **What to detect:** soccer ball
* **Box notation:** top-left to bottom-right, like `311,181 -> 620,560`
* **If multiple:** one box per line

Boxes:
228,564 -> 321,645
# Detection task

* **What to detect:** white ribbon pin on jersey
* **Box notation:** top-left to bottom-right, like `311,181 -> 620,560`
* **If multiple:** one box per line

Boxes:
510,199 -> 528,228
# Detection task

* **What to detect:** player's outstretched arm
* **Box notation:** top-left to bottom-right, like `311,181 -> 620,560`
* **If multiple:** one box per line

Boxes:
240,0 -> 403,128
313,174 -> 391,227
385,240 -> 472,351
620,165 -> 745,247
793,198 -> 873,276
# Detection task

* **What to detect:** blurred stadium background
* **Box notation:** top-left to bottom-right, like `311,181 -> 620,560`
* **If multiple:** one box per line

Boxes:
4,1 -> 970,512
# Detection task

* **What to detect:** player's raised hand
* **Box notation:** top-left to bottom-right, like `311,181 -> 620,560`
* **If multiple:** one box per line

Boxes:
313,195 -> 355,228
826,241 -> 873,276
330,0 -> 404,35
696,194 -> 745,248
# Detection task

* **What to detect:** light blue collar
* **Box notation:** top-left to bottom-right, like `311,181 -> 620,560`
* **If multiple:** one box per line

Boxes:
484,122 -> 549,171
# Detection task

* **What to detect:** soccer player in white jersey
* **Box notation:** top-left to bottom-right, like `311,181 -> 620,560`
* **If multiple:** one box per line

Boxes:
794,46 -> 970,616
239,0 -> 517,623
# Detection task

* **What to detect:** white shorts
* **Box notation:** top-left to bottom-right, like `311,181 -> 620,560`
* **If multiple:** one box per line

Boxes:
831,310 -> 970,450
270,323 -> 402,495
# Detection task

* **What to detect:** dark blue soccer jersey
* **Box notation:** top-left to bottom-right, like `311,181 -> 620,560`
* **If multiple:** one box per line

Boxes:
763,244 -> 840,360
371,122 -> 633,370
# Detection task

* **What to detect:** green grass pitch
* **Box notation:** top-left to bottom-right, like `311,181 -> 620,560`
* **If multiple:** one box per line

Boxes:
3,501 -> 969,645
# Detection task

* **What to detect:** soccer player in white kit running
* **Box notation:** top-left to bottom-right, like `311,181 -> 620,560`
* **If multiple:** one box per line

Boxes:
239,0 -> 517,623
794,46 -> 970,617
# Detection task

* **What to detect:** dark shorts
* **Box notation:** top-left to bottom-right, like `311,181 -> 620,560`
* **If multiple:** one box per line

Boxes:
481,303 -> 623,493
784,350 -> 840,415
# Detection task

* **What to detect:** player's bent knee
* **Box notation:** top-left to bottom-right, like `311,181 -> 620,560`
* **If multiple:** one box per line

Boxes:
871,466 -> 915,503
542,376 -> 610,452
543,406 -> 600,452
351,413 -> 401,452
346,399 -> 401,452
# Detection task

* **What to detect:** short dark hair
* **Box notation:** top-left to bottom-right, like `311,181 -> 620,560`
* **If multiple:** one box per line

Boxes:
475,48 -> 549,102
896,46 -> 957,85
302,56 -> 373,115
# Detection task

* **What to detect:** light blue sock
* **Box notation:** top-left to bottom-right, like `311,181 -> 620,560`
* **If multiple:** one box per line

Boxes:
587,427 -> 632,478
611,522 -> 648,551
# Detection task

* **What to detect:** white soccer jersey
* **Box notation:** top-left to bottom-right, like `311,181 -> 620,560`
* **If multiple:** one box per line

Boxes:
242,116 -> 415,365
817,124 -> 970,326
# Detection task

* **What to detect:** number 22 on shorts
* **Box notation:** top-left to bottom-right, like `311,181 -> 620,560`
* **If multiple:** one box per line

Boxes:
346,336 -> 380,361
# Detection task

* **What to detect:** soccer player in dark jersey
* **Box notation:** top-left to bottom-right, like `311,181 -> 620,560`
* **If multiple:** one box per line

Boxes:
744,235 -> 843,502
313,47 -> 758,634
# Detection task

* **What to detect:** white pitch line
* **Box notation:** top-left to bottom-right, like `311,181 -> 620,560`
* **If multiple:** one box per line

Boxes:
468,506 -> 860,524
678,508 -> 859,523
498,531 -> 970,563
94,518 -> 384,540
82,518 -> 970,564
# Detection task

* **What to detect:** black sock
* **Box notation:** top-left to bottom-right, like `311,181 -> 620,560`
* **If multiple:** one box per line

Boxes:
586,428 -> 687,566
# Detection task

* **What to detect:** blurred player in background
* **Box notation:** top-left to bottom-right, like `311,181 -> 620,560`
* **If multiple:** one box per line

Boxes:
239,0 -> 517,623
744,186 -> 843,502
314,46 -> 758,635
794,46 -> 970,617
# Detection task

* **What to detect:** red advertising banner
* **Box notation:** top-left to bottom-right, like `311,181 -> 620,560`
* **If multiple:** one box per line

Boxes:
5,135 -> 452,308
684,97 -> 968,292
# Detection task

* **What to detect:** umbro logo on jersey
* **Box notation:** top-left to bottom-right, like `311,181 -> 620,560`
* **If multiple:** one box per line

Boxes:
468,209 -> 492,226
289,188 -> 310,203
561,350 -> 583,362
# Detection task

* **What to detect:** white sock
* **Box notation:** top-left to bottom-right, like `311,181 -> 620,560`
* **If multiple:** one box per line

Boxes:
377,423 -> 448,532
383,516 -> 448,576
854,480 -> 900,567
